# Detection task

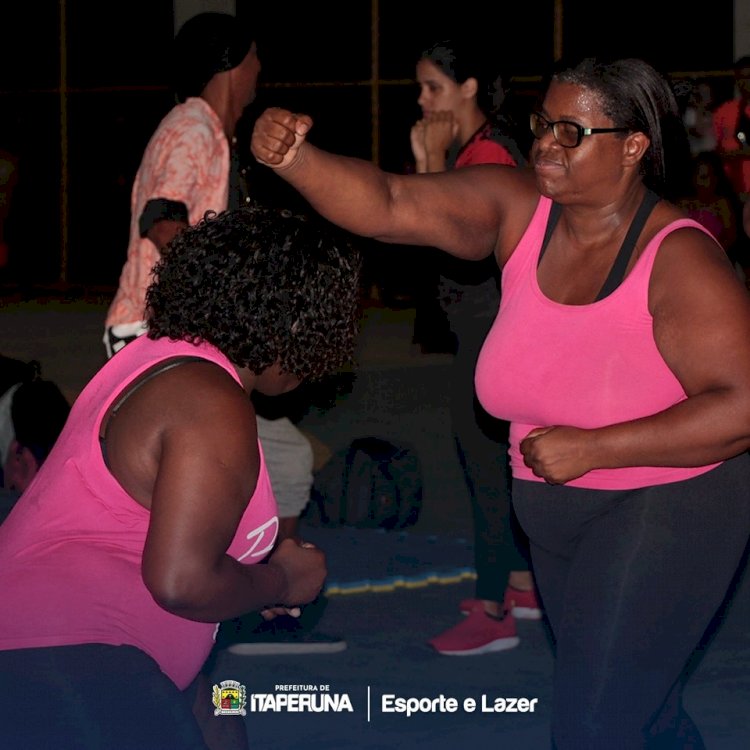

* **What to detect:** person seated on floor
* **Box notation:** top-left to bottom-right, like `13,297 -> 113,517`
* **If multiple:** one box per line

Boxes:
0,356 -> 70,516
0,204 -> 361,750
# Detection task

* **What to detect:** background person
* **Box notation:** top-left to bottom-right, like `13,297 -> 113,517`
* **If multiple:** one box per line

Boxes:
681,80 -> 717,157
0,204 -> 361,749
104,11 -> 260,353
250,56 -> 750,749
712,55 -> 750,200
710,56 -> 750,278
408,38 -> 540,657
677,149 -> 743,258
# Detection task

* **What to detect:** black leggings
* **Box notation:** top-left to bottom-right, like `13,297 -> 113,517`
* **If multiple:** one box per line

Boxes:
0,644 -> 209,749
447,284 -> 530,602
512,454 -> 750,749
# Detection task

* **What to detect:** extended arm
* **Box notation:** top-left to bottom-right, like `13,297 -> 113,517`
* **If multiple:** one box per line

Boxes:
251,107 -> 533,262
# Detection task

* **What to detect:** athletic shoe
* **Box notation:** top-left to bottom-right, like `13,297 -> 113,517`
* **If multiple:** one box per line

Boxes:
460,586 -> 543,620
223,615 -> 347,656
428,609 -> 520,656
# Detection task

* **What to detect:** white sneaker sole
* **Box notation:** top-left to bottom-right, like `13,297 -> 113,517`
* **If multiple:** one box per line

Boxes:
511,606 -> 543,621
432,636 -> 520,656
226,640 -> 348,656
461,606 -> 543,620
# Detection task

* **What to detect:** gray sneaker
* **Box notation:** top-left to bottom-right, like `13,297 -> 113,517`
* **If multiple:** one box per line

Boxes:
224,615 -> 347,656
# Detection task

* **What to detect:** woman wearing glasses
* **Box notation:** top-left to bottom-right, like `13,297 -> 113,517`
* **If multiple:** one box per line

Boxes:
250,57 -> 750,748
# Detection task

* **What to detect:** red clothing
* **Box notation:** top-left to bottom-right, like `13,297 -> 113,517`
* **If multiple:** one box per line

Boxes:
712,97 -> 750,196
0,335 -> 278,689
454,124 -> 518,168
439,123 -> 520,289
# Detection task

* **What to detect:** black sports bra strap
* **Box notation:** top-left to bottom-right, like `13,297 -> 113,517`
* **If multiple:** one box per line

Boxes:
538,201 -> 563,264
107,356 -> 206,416
595,189 -> 660,301
537,191 -> 660,300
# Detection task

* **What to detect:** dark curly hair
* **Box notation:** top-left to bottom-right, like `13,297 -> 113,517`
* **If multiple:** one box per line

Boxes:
145,204 -> 362,381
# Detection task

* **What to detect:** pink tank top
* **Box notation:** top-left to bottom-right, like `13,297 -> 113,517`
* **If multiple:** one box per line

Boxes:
475,196 -> 721,489
0,335 -> 278,689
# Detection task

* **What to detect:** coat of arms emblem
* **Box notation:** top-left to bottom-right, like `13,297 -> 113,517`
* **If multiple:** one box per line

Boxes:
212,679 -> 247,716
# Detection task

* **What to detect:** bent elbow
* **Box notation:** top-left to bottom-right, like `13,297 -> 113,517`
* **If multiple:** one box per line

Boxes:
143,563 -> 212,618
724,393 -> 750,455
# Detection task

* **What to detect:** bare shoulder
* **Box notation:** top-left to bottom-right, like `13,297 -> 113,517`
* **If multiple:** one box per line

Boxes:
487,166 -> 542,265
395,162 -> 538,261
485,166 -> 542,265
647,205 -> 750,395
113,357 -> 256,449
651,203 -> 735,271
104,357 -> 258,506
649,208 -> 749,313
151,359 -> 254,432
150,360 -> 260,485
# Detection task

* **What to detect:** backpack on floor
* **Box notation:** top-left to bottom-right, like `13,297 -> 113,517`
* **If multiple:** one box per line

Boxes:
306,436 -> 423,530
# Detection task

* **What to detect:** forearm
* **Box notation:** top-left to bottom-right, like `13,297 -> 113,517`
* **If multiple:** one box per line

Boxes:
271,142 -> 503,258
413,156 -> 427,173
153,556 -> 289,623
146,218 -> 188,255
422,150 -> 447,173
591,388 -> 750,470
271,142 -> 405,242
523,388 -> 750,485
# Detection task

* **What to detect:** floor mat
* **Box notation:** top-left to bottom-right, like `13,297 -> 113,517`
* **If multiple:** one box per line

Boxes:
299,523 -> 476,596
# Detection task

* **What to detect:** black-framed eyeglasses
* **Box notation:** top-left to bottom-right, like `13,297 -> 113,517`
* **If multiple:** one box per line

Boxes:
530,112 -> 630,149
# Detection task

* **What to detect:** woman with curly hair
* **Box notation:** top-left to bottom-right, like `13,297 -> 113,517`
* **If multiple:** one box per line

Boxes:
0,204 -> 361,750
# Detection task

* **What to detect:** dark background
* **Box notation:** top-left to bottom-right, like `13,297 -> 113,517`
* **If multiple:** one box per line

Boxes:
0,0 -> 737,289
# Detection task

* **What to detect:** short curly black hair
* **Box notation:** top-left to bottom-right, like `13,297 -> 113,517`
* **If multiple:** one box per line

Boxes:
145,204 -> 362,381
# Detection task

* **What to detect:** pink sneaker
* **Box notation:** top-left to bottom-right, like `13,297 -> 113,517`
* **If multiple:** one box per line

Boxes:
460,586 -> 543,620
428,609 -> 520,655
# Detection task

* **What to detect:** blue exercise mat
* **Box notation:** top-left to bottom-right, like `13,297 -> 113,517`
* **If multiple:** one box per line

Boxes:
299,523 -> 476,596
